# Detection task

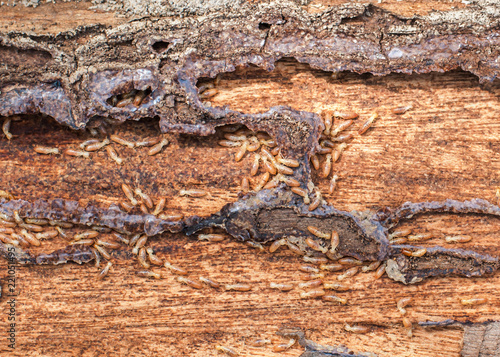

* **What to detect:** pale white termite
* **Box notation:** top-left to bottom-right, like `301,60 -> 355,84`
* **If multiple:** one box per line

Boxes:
146,247 -> 163,266
109,135 -> 135,148
106,146 -> 123,165
179,189 -> 207,198
132,235 -> 148,255
121,184 -> 138,206
85,138 -> 110,152
388,228 -> 412,240
305,238 -> 328,253
241,177 -> 250,192
397,297 -> 412,315
94,244 -> 112,260
269,282 -> 294,291
323,111 -> 332,135
133,91 -> 147,107
198,234 -> 226,242
34,146 -> 59,155
460,297 -> 487,306
225,283 -> 252,292
34,230 -> 58,240
136,270 -> 162,279
338,257 -> 363,266
333,143 -> 347,162
135,137 -> 161,147
286,241 -> 304,256
215,345 -> 238,357
158,213 -> 184,221
330,120 -> 354,137
177,276 -> 204,289
374,262 -> 386,279
65,149 -> 90,158
250,155 -> 260,176
2,118 -> 12,140
199,276 -> 221,289
303,256 -> 328,265
298,279 -> 323,289
269,238 -> 287,253
164,261 -> 188,275
96,239 -> 121,250
310,154 -> 320,170
323,282 -> 349,291
445,235 -> 472,243
308,191 -> 321,211
337,267 -> 359,281
407,233 -> 433,242
344,324 -> 369,334
147,138 -> 169,156
273,339 -> 296,352
361,261 -> 381,273
299,289 -> 325,299
392,105 -> 413,114
319,263 -> 344,272
134,188 -> 153,209
98,261 -> 113,279
323,295 -> 348,304
20,229 -> 41,246
49,220 -> 74,228
358,113 -> 378,135
249,338 -> 271,347
74,231 -> 99,240
137,247 -> 150,269
199,88 -> 218,99
218,140 -> 241,148
307,226 -> 330,240
254,172 -> 270,191
152,197 -> 166,216
333,111 -> 359,120
235,141 -> 248,162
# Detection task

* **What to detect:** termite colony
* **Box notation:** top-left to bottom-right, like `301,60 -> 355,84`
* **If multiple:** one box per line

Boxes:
106,88 -> 152,108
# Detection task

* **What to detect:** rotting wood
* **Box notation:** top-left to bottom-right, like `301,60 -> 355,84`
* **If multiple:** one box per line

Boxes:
0,0 -> 500,356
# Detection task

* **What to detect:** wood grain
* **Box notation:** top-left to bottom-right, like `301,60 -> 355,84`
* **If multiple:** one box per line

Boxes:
1,6 -> 499,357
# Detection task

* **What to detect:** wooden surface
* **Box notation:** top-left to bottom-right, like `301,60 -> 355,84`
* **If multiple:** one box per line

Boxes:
1,2 -> 500,356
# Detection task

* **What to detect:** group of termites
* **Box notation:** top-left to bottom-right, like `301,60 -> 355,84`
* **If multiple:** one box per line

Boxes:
0,77 -> 491,356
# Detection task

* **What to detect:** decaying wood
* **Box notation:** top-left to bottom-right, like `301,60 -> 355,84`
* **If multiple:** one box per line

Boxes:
0,0 -> 500,356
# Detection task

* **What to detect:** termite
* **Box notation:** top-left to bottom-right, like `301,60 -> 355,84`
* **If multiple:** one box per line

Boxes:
333,111 -> 359,120
137,247 -> 150,269
407,233 -> 433,242
411,248 -> 427,257
164,261 -> 188,275
55,226 -> 66,238
134,188 -> 153,209
122,184 -> 138,205
147,138 -> 169,156
198,234 -> 226,242
200,88 -> 218,99
275,163 -> 294,175
317,146 -> 331,155
235,141 -> 248,162
116,97 -> 134,108
74,231 -> 99,240
269,238 -> 287,253
70,239 -> 94,246
11,233 -> 29,247
94,244 -> 111,260
85,138 -> 110,152
388,228 -> 412,240
20,229 -> 41,246
262,157 -> 277,175
280,175 -> 301,188
307,226 -> 330,240
246,241 -> 264,251
250,155 -> 260,176
92,226 -> 111,233
0,220 -> 15,228
374,262 -> 386,279
0,228 -> 14,234
323,282 -> 349,291
273,339 -> 296,352
286,241 -> 304,256
391,105 -> 413,114
247,138 -> 261,152
300,272 -> 325,281
128,234 -> 142,247
402,317 -> 412,329
133,91 -> 147,107
110,134 -> 135,148
254,172 -> 270,191
444,235 -> 472,243
338,257 -> 363,266
330,230 -> 340,254
158,213 -> 184,221
269,282 -> 294,291
13,211 -> 23,225
179,189 -> 207,198
319,264 -> 344,272
0,191 -> 13,201
323,112 -> 332,135
333,143 -> 347,162
460,298 -> 487,306
390,237 -> 408,244
135,137 -> 161,147
358,113 -> 378,135
177,276 -> 204,289
332,133 -> 353,142
132,235 -> 148,255
49,220 -> 73,228
91,247 -> 101,268
260,147 -> 276,164
19,223 -> 43,232
323,295 -> 348,304
305,238 -> 328,253
361,261 -> 381,273
263,175 -> 280,190
25,218 -> 48,225
308,191 -> 321,211
113,232 -> 130,245
328,174 -> 339,194
218,140 -> 241,147
277,157 -> 300,168
298,279 -> 323,289
106,146 -> 123,165
299,289 -> 325,299
199,276 -> 221,289
65,149 -> 90,158
96,239 -> 121,250
2,118 -> 12,140
310,154 -> 320,170
225,283 -> 252,292
344,324 -> 369,334
152,197 -> 166,216
397,297 -> 411,315
215,345 -> 238,357
303,256 -> 328,265
321,154 -> 332,178
331,120 -> 354,137
34,146 -> 59,155
146,247 -> 163,266
249,338 -> 271,347
97,261 -> 113,280
198,83 -> 215,93
0,233 -> 18,246
136,270 -> 162,279
337,267 -> 359,281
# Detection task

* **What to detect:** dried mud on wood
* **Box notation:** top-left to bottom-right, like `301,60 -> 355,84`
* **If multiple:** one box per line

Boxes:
1,0 -> 500,356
